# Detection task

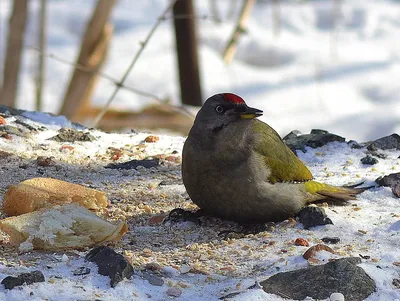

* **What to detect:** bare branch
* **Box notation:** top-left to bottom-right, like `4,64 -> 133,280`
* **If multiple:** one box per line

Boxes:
222,0 -> 255,65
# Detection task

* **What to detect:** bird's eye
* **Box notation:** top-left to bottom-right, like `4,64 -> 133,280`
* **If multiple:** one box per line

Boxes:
215,106 -> 224,114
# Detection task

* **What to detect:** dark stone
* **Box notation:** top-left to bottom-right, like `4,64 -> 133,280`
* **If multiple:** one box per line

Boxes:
375,172 -> 400,187
392,183 -> 400,198
310,129 -> 328,135
1,270 -> 45,290
142,272 -> 164,286
260,257 -> 376,301
348,140 -> 363,149
360,155 -> 379,165
0,105 -> 23,116
368,151 -> 387,159
393,278 -> 400,289
49,128 -> 96,142
376,172 -> 400,198
367,134 -> 400,151
85,246 -> 133,287
283,129 -> 345,152
0,125 -> 29,137
282,130 -> 302,141
321,236 -> 341,244
105,158 -> 159,170
72,267 -> 91,276
297,206 -> 333,229
14,117 -> 39,132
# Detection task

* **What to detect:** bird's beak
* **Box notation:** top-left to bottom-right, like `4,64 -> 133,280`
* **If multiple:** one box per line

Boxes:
236,105 -> 263,119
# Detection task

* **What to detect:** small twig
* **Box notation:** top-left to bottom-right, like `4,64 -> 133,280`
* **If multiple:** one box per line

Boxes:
90,0 -> 179,128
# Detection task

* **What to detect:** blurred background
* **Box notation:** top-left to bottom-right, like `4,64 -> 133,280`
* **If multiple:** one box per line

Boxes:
0,0 -> 399,141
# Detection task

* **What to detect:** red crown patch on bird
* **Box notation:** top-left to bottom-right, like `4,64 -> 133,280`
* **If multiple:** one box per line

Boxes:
223,93 -> 245,104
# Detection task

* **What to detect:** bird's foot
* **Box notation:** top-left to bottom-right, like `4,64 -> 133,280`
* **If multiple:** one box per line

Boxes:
163,208 -> 202,225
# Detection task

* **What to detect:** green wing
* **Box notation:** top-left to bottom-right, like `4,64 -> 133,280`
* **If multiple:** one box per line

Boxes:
251,120 -> 313,183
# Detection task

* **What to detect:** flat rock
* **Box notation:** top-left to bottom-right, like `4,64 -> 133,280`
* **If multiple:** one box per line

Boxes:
367,133 -> 400,151
375,172 -> 400,197
1,270 -> 45,290
283,129 -> 345,152
85,246 -> 133,287
376,172 -> 400,187
260,257 -> 376,301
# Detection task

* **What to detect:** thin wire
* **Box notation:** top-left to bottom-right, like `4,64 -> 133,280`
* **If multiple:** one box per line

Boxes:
90,0 -> 179,127
27,46 -> 195,119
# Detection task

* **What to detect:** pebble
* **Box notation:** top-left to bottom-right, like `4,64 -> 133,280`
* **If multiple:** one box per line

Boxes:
145,135 -> 160,143
297,206 -> 333,229
143,273 -> 164,286
321,237 -> 341,244
180,264 -> 191,274
392,183 -> 400,198
360,155 -> 378,165
166,287 -> 182,297
330,292 -> 345,301
294,238 -> 309,247
72,267 -> 91,276
1,271 -> 45,290
49,127 -> 95,142
144,262 -> 162,271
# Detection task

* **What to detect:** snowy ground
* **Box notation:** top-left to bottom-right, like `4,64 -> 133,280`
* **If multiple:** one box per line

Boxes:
0,1 -> 399,300
0,0 -> 399,141
0,111 -> 399,301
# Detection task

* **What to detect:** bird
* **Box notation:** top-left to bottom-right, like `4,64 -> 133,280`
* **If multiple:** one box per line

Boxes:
181,93 -> 366,223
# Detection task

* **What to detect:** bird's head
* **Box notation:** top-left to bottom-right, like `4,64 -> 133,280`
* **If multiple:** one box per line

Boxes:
192,93 -> 263,135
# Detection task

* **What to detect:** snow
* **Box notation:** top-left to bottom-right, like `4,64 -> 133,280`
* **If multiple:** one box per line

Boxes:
0,107 -> 399,301
0,0 -> 399,300
0,0 -> 399,141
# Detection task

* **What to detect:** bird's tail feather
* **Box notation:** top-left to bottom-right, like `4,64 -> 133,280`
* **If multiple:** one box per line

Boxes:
304,181 -> 373,203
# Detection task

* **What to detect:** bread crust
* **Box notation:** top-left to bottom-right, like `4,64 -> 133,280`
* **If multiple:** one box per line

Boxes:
0,203 -> 127,251
2,177 -> 109,216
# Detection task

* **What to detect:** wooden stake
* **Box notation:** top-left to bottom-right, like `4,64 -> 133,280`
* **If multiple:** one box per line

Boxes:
35,0 -> 47,111
0,0 -> 28,107
59,0 -> 117,120
173,0 -> 202,107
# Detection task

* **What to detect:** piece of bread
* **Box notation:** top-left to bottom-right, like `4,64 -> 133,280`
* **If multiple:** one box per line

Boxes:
0,203 -> 127,252
2,177 -> 109,216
